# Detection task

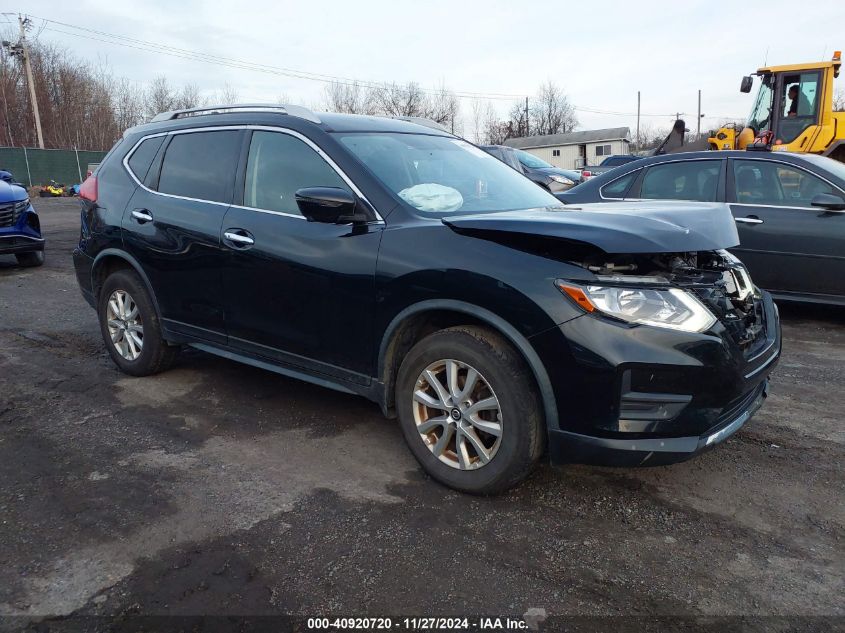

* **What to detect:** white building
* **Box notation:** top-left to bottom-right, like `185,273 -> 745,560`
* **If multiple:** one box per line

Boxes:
504,127 -> 632,170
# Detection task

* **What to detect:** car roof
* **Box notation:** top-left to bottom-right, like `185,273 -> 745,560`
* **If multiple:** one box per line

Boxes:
125,107 -> 453,139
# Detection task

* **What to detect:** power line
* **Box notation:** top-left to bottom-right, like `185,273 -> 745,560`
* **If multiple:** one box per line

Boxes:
29,13 -> 722,119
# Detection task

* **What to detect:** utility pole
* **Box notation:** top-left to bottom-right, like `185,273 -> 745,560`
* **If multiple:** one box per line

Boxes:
636,91 -> 641,152
696,90 -> 701,140
524,96 -> 529,137
14,15 -> 44,149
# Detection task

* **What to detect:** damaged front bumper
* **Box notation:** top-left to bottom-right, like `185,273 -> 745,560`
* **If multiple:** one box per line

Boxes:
532,289 -> 781,467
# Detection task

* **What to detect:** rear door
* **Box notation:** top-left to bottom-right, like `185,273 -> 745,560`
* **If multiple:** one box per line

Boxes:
122,129 -> 243,343
219,128 -> 382,379
726,157 -> 845,297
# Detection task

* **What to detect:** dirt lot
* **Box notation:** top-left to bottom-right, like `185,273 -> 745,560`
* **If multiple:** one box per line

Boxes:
0,198 -> 843,628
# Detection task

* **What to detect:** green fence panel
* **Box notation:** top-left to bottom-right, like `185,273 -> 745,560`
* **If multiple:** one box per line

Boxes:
0,147 -> 108,187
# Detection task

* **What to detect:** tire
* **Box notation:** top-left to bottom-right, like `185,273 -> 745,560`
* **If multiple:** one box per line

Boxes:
98,269 -> 178,376
15,250 -> 44,267
395,326 -> 545,494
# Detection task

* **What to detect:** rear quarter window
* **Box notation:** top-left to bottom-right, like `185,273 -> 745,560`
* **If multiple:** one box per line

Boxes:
126,136 -> 165,183
600,170 -> 639,199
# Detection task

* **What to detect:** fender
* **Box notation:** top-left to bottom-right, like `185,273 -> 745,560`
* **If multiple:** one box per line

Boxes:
91,248 -> 163,322
378,299 -> 560,432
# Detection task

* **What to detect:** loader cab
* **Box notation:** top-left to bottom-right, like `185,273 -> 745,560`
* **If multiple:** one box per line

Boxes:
710,53 -> 842,157
744,54 -> 840,153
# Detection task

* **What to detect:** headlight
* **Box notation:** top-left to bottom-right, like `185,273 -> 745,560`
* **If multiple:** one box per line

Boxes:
549,174 -> 574,185
557,281 -> 717,333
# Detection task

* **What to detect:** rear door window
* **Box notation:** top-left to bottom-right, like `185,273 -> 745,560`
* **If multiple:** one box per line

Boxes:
157,131 -> 241,204
639,160 -> 720,201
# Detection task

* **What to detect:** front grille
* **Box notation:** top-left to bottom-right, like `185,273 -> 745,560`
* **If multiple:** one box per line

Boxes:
0,199 -> 27,228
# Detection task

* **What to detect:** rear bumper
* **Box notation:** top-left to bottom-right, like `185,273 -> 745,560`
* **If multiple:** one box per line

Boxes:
73,247 -> 97,309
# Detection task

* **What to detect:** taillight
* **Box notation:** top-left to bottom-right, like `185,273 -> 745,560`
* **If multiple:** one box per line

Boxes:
80,175 -> 98,202
582,170 -> 592,178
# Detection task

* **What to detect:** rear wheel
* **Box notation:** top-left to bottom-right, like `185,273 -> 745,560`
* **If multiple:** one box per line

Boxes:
98,270 -> 178,376
15,251 -> 44,267
396,326 -> 544,494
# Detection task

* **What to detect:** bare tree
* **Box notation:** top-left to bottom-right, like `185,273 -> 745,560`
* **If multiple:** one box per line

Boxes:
507,101 -> 530,138
174,82 -> 204,110
372,81 -> 426,118
421,83 -> 460,129
216,83 -> 239,104
834,89 -> 845,112
144,76 -> 177,120
112,78 -> 145,132
483,105 -> 513,145
529,80 -> 577,136
635,122 -> 672,152
322,81 -> 377,114
470,99 -> 486,143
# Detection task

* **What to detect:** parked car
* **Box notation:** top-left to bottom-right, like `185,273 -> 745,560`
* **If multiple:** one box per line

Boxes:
0,171 -> 44,267
579,154 -> 642,181
558,150 -> 845,306
73,105 -> 780,494
481,145 -> 580,192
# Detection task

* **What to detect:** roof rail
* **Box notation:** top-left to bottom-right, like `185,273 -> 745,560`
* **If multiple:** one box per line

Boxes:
150,103 -> 321,124
392,116 -> 449,132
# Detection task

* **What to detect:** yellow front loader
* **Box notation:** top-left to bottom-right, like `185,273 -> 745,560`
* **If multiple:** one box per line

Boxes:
708,51 -> 845,162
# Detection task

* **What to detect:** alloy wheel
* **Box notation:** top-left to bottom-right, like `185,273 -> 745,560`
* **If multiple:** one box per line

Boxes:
412,359 -> 503,470
106,289 -> 144,361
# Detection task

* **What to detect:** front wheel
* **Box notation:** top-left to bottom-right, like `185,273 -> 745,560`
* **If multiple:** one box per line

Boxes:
396,326 -> 545,494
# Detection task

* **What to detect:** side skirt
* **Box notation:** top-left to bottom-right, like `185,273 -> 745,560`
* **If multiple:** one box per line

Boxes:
188,342 -> 387,411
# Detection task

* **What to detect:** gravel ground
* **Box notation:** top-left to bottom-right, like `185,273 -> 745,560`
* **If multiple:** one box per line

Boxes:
0,198 -> 843,630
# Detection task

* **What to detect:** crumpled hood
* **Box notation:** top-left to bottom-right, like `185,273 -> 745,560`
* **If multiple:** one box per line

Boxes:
442,201 -> 739,253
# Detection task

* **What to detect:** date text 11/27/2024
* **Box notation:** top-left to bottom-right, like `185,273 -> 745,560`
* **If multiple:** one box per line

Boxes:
306,616 -> 542,630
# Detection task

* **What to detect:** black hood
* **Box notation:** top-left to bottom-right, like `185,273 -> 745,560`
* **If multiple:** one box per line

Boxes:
442,201 -> 739,254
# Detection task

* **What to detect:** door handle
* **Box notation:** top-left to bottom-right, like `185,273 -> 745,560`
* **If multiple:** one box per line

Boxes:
131,209 -> 153,223
223,230 -> 255,247
734,216 -> 763,225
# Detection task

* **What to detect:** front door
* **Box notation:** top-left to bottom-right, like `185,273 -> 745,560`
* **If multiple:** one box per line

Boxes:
220,129 -> 382,380
727,157 -> 845,298
122,129 -> 244,343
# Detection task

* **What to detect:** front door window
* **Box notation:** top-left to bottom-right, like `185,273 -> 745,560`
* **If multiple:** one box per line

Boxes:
732,159 -> 837,207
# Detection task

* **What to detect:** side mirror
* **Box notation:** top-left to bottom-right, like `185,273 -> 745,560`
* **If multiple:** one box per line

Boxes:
740,76 -> 753,93
811,193 -> 845,211
295,187 -> 363,223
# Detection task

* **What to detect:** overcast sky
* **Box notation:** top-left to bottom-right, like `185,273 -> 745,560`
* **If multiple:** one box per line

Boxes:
12,0 -> 845,138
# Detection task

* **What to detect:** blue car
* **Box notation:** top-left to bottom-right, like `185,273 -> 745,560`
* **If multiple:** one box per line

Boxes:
0,170 -> 44,267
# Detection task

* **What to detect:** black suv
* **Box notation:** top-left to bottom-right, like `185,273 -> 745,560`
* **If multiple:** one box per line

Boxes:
74,105 -> 781,494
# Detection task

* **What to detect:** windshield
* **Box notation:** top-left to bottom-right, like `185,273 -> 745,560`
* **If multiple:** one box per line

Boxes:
747,75 -> 773,133
514,148 -> 553,169
337,133 -> 562,214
